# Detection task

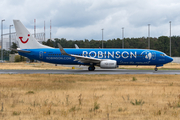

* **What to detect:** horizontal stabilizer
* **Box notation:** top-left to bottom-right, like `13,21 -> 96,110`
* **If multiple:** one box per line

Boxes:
10,48 -> 31,53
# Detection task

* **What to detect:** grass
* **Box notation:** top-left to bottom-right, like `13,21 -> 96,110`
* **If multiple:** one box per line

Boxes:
0,74 -> 180,119
94,101 -> 100,112
118,107 -> 127,112
130,99 -> 145,105
26,91 -> 35,94
12,111 -> 21,116
0,62 -> 71,70
119,63 -> 180,70
132,77 -> 137,81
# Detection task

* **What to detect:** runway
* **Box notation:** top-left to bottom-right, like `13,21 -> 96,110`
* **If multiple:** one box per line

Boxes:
0,69 -> 180,74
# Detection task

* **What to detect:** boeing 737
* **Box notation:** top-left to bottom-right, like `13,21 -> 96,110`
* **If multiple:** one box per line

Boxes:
13,20 -> 173,71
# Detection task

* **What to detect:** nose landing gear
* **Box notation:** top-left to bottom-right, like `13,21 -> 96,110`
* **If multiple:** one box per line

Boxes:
154,67 -> 158,71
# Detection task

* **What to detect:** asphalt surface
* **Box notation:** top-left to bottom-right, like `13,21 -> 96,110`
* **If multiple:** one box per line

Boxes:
0,69 -> 179,74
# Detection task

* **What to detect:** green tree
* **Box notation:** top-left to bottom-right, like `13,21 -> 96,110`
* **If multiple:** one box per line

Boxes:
41,36 -> 180,57
156,36 -> 170,55
42,39 -> 54,47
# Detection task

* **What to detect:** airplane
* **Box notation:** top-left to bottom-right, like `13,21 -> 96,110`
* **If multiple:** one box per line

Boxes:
13,20 -> 173,71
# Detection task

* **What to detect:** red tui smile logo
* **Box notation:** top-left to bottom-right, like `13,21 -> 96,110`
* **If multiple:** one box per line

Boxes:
19,34 -> 30,44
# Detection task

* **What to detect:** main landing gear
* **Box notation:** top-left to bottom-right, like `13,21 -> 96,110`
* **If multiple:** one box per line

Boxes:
154,67 -> 158,71
88,65 -> 95,71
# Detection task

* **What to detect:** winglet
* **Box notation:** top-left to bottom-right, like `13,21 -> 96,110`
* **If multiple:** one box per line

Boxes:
57,43 -> 69,55
75,44 -> 79,49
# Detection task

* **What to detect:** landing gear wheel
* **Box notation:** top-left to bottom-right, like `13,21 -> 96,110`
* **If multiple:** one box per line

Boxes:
88,66 -> 95,71
88,67 -> 91,71
155,67 -> 158,71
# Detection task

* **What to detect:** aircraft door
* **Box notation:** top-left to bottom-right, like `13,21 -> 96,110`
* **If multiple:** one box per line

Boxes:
39,51 -> 43,59
152,52 -> 156,60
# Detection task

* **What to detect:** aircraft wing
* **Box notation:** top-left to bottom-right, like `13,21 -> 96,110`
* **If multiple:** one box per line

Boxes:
70,54 -> 102,63
57,43 -> 102,64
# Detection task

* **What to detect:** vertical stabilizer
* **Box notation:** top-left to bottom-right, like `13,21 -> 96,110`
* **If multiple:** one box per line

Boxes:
13,20 -> 51,49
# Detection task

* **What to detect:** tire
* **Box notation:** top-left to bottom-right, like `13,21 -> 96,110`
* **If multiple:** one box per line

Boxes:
88,66 -> 95,71
88,67 -> 91,71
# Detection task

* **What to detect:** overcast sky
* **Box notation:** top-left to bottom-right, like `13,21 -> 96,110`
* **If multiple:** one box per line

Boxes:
0,0 -> 180,40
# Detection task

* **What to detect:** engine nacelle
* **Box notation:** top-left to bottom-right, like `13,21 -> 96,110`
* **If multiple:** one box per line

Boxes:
100,60 -> 117,69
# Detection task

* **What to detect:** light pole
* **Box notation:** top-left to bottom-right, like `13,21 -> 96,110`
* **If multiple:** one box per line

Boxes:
1,19 -> 5,61
122,27 -> 124,48
34,19 -> 36,38
50,20 -> 51,42
44,21 -> 45,41
102,29 -> 104,48
148,24 -> 150,49
9,25 -> 13,49
169,21 -> 171,57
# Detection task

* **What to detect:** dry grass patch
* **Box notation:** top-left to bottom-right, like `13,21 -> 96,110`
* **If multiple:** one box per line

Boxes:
0,62 -> 71,70
119,63 -> 180,70
0,74 -> 180,119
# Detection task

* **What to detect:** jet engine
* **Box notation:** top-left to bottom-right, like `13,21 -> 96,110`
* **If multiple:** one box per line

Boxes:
100,60 -> 117,69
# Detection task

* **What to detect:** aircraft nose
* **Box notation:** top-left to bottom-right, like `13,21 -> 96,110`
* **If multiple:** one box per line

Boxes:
166,56 -> 173,63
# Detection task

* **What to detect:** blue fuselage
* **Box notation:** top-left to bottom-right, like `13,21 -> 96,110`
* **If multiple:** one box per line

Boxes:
19,48 -> 173,67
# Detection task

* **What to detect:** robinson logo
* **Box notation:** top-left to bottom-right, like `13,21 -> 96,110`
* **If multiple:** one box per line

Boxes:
141,51 -> 152,60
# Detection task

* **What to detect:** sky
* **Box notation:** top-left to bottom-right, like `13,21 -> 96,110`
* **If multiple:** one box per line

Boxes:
0,0 -> 180,40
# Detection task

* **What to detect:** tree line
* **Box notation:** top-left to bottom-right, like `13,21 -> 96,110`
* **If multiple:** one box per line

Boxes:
42,36 -> 180,57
